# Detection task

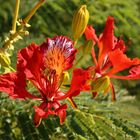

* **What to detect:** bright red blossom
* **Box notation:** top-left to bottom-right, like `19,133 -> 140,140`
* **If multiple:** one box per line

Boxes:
0,36 -> 87,127
84,16 -> 140,100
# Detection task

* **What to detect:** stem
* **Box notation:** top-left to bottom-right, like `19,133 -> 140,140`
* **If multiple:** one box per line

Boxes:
67,98 -> 77,109
1,32 -> 19,52
73,55 -> 83,68
23,0 -> 45,24
8,66 -> 16,72
68,45 -> 84,72
12,0 -> 20,32
1,0 -> 45,52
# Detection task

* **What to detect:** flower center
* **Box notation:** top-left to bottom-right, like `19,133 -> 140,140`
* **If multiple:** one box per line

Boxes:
45,46 -> 65,76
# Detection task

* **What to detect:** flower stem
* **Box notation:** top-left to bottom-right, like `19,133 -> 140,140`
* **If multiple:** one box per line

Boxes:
1,0 -> 45,52
23,0 -> 45,24
68,45 -> 84,72
12,0 -> 20,32
73,55 -> 84,69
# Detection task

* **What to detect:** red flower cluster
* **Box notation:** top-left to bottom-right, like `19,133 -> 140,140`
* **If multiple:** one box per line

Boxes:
0,16 -> 140,127
85,16 -> 140,100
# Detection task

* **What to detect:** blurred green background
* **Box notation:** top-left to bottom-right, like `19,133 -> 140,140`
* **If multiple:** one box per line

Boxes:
0,0 -> 140,140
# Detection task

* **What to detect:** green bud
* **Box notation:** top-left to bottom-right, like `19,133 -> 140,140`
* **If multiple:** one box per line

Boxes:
72,5 -> 89,41
91,76 -> 110,92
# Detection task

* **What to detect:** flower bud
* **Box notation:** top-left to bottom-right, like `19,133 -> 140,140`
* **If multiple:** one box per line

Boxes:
72,5 -> 89,41
24,31 -> 29,36
25,23 -> 31,28
91,76 -> 110,92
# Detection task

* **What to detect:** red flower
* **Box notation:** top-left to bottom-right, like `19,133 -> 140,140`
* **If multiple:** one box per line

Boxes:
84,16 -> 140,100
0,36 -> 77,127
54,68 -> 90,108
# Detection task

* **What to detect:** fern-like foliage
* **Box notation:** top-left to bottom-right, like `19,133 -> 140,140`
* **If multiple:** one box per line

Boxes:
0,88 -> 140,140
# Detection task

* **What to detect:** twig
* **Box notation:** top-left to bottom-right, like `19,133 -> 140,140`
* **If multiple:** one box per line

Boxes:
1,0 -> 45,52
12,0 -> 20,32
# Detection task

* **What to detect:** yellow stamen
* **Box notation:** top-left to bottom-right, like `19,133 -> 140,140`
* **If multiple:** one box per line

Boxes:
46,47 -> 65,76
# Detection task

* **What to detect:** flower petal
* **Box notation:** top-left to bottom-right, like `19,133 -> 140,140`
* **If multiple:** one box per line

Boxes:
107,49 -> 140,75
84,25 -> 98,44
54,103 -> 67,125
111,65 -> 140,80
17,43 -> 46,94
98,16 -> 115,65
114,39 -> 126,53
17,43 -> 43,79
0,72 -> 37,99
69,68 -> 90,94
34,102 -> 48,127
34,101 -> 67,127
55,68 -> 90,101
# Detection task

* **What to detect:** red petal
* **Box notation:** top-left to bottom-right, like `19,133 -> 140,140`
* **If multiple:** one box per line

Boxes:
0,72 -> 37,99
55,103 -> 67,125
128,65 -> 140,79
107,49 -> 140,75
111,65 -> 140,80
54,68 -> 90,101
33,104 -> 47,127
114,39 -> 126,53
98,16 -> 115,65
33,101 -> 67,127
33,102 -> 52,127
17,43 -> 43,79
33,112 -> 42,127
84,26 -> 98,44
17,43 -> 46,94
68,68 -> 90,97
55,68 -> 90,101
34,106 -> 46,117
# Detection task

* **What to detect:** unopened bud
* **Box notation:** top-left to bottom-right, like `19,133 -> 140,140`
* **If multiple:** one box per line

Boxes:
5,37 -> 9,42
25,23 -> 31,28
16,20 -> 21,26
9,44 -> 14,50
91,76 -> 110,92
24,31 -> 29,36
10,30 -> 15,35
72,5 -> 89,41
17,35 -> 23,40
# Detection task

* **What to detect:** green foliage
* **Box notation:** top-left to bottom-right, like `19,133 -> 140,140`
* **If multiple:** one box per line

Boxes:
0,88 -> 140,140
0,1 -> 14,36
